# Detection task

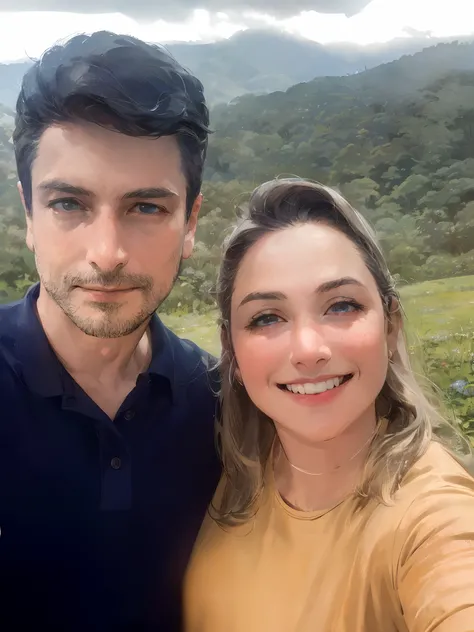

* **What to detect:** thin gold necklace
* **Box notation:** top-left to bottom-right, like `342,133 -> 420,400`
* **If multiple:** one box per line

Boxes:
277,430 -> 377,477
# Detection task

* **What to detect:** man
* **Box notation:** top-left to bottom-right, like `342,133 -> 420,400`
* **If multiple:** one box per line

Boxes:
0,31 -> 220,631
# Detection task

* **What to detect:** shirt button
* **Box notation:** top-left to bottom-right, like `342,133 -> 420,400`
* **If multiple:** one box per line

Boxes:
110,457 -> 122,470
124,409 -> 135,421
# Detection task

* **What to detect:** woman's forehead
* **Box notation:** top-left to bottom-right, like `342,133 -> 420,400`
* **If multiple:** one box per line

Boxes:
232,224 -> 375,300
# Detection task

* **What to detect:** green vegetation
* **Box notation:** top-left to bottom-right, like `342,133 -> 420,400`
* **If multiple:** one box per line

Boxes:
402,277 -> 474,446
402,276 -> 474,338
161,310 -> 221,355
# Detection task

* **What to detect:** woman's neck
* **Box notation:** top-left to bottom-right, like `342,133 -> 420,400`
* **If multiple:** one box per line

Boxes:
273,413 -> 377,512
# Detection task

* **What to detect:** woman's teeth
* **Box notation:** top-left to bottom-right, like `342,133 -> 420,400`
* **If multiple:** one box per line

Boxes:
285,376 -> 345,395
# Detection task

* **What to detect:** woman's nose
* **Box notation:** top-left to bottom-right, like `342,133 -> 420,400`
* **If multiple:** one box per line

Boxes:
289,324 -> 332,368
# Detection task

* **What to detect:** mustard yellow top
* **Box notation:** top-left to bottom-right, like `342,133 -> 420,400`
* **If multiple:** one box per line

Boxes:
183,442 -> 474,632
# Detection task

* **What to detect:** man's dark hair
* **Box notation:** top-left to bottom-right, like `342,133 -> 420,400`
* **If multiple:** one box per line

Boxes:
13,31 -> 210,218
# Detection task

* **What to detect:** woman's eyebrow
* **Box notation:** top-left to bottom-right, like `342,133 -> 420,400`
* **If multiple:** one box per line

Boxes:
238,277 -> 365,309
317,277 -> 365,293
238,291 -> 286,309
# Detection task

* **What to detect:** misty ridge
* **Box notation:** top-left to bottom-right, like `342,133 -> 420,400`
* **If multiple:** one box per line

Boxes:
1,29 -> 474,107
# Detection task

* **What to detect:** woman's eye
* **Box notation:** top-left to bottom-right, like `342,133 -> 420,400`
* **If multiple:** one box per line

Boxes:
247,313 -> 282,329
135,203 -> 165,215
327,300 -> 363,315
49,199 -> 82,212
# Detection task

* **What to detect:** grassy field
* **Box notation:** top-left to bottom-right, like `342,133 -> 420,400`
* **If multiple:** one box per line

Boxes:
161,310 -> 221,356
401,275 -> 474,340
162,275 -> 474,444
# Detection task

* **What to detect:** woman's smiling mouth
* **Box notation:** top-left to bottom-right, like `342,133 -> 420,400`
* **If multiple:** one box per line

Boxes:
278,374 -> 354,395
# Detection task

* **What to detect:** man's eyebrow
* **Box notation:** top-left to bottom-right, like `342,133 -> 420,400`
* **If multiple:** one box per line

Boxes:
237,277 -> 365,309
38,180 -> 92,197
38,180 -> 178,200
122,188 -> 178,200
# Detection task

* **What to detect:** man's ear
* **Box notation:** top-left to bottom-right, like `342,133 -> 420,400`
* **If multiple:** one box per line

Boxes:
18,182 -> 34,253
182,193 -> 203,260
17,181 -> 27,212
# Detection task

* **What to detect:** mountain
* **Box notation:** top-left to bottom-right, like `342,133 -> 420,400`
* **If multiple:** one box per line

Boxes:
170,31 -> 474,104
0,30 -> 473,108
0,62 -> 31,112
208,39 -> 474,139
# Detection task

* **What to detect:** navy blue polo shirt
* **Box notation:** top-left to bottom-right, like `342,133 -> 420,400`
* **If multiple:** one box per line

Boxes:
0,283 -> 221,631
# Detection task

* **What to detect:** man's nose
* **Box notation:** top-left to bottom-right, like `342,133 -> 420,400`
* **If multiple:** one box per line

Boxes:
85,212 -> 128,273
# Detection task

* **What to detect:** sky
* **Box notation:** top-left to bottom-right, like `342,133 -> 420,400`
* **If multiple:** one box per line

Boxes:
0,0 -> 473,63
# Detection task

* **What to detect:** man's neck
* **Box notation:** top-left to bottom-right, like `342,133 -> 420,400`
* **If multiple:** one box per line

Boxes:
36,288 -> 152,385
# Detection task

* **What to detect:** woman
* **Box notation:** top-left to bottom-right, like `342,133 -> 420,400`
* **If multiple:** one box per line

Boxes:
184,178 -> 474,632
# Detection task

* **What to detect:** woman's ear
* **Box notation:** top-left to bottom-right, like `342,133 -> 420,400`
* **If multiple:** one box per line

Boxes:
234,366 -> 243,384
386,296 -> 401,355
220,323 -> 243,385
220,324 -> 230,354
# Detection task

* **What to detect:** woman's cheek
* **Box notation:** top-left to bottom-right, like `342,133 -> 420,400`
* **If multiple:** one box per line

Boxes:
340,324 -> 389,388
235,332 -> 286,385
336,314 -> 387,355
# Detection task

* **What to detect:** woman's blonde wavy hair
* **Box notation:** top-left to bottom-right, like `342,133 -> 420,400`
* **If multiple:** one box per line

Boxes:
212,177 -> 469,528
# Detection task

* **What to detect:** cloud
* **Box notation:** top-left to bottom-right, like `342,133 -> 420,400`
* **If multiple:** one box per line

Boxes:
0,0 -> 371,21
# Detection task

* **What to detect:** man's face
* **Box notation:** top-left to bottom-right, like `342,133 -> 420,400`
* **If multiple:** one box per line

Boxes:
22,122 -> 200,338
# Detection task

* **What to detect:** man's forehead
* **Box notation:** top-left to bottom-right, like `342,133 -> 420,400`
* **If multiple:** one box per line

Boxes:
35,122 -> 180,158
32,123 -> 186,195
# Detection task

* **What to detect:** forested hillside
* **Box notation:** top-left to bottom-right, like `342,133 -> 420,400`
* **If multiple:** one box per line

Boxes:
1,41 -> 474,309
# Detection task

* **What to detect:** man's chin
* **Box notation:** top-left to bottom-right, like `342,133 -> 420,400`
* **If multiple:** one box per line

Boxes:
64,305 -> 151,339
72,318 -> 147,339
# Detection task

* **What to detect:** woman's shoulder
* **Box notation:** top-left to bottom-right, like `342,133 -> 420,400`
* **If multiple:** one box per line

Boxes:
398,440 -> 474,498
387,440 -> 474,561
389,440 -> 474,522
362,442 -> 474,560
381,442 -> 474,629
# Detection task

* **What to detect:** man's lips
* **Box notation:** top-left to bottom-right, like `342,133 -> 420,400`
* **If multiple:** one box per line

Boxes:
77,286 -> 137,292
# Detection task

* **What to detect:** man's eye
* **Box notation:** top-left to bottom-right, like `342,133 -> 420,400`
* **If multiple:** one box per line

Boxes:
135,203 -> 166,215
49,199 -> 82,212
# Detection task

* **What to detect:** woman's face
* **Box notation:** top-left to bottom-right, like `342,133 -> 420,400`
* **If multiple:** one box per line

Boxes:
230,223 -> 397,443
